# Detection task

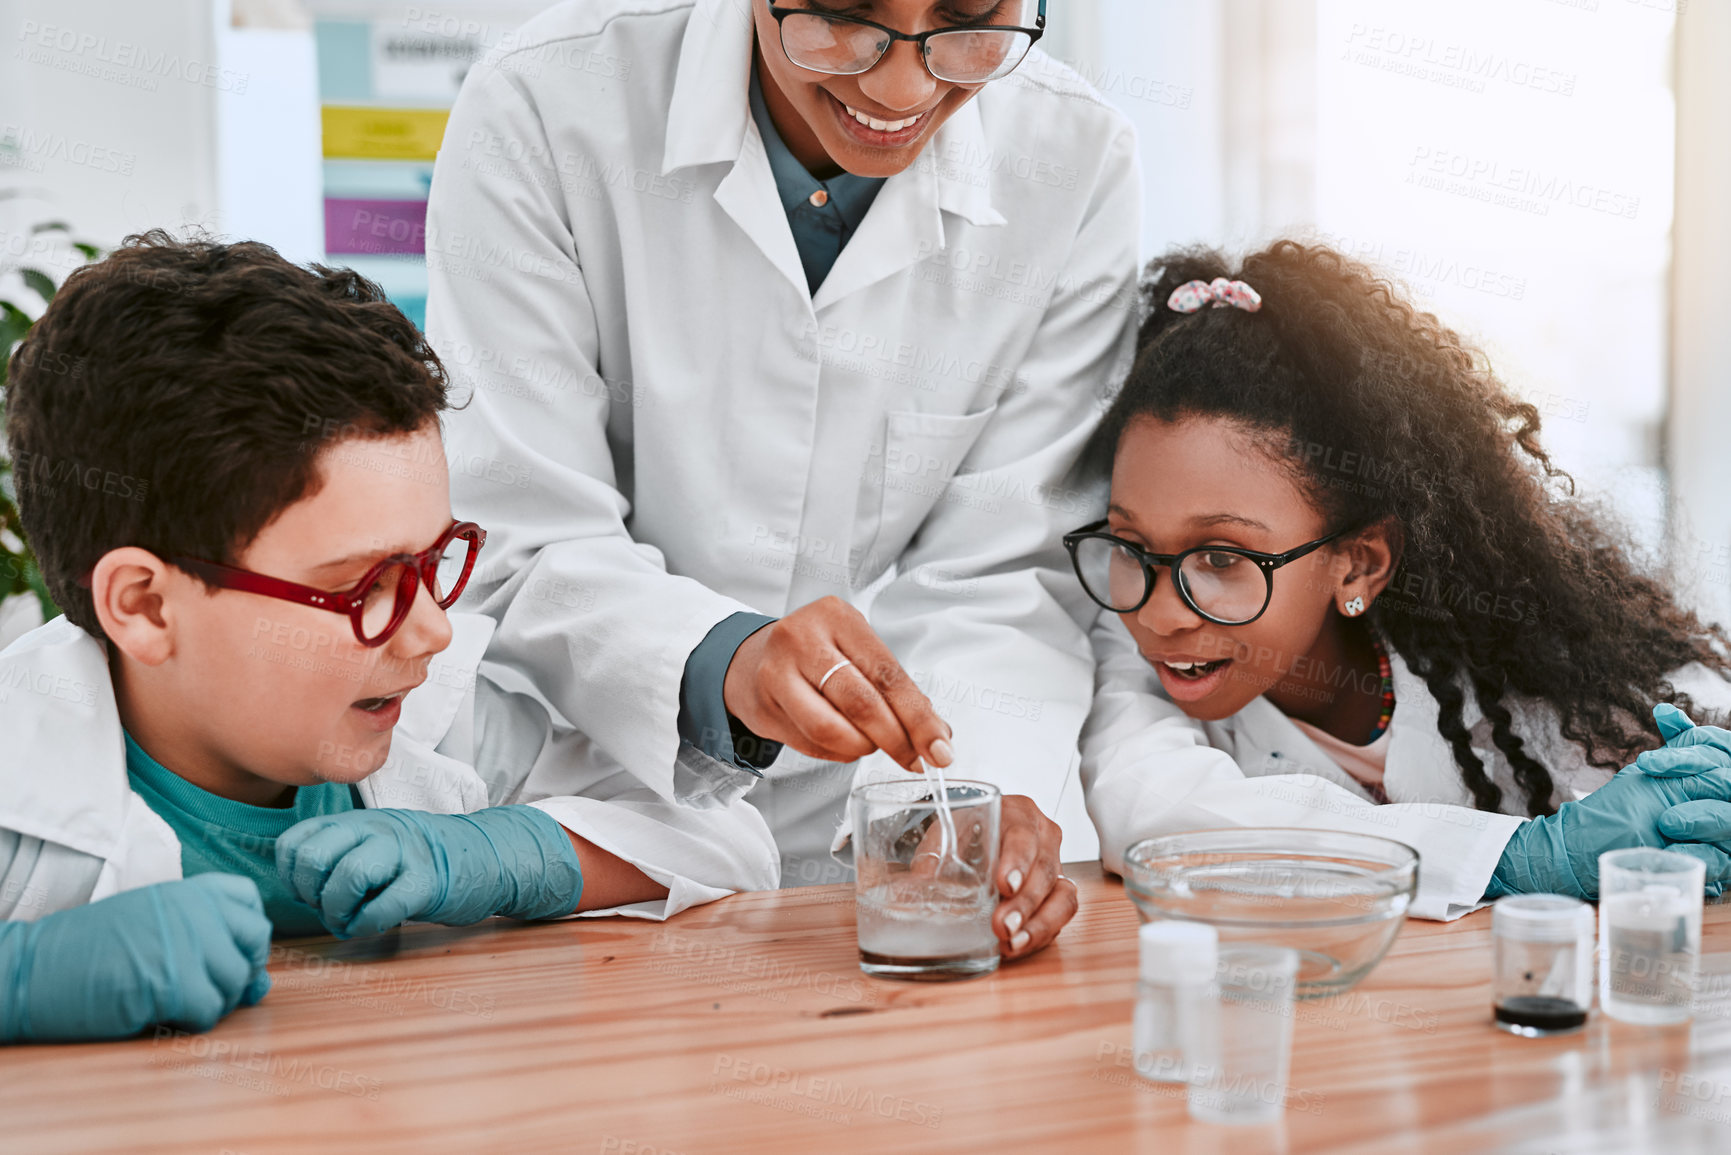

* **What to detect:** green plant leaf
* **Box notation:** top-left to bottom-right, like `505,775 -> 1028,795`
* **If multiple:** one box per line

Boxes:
0,301 -> 31,351
30,221 -> 70,234
19,268 -> 55,305
0,492 -> 23,599
0,549 -> 24,599
73,242 -> 100,261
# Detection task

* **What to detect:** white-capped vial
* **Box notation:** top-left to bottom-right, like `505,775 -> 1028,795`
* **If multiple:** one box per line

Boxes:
1492,894 -> 1593,1036
1134,921 -> 1219,1082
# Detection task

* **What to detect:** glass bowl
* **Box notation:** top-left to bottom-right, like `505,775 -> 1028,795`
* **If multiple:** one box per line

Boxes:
1122,828 -> 1419,999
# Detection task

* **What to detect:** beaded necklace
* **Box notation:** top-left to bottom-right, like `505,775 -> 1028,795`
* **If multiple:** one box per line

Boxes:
1367,636 -> 1396,742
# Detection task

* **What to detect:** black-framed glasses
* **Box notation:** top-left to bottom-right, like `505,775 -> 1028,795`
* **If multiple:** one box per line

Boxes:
1062,519 -> 1348,626
766,0 -> 1046,85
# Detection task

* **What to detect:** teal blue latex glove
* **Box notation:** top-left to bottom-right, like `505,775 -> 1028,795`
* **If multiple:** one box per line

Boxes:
275,805 -> 583,939
0,874 -> 272,1043
1487,704 -> 1731,900
1636,702 -> 1731,775
1641,705 -> 1731,893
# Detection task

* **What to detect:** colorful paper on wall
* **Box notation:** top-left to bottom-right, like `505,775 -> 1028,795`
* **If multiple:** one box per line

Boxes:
309,4 -> 555,328
321,107 -> 450,162
324,197 -> 428,255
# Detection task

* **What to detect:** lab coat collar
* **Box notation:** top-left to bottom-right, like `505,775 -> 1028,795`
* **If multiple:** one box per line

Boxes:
666,0 -> 807,299
812,98 -> 1006,309
1195,641 -> 1476,810
665,0 -> 1006,307
396,611 -> 495,751
922,98 -> 1008,230
1381,645 -> 1477,808
357,613 -> 495,814
663,0 -> 756,174
0,617 -> 130,861
661,0 -> 1008,209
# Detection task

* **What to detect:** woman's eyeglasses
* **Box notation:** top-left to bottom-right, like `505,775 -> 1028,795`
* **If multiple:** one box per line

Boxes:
1062,519 -> 1347,627
766,1 -> 1046,85
170,520 -> 486,648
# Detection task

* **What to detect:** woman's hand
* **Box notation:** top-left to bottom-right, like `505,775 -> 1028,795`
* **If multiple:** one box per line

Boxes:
993,794 -> 1078,960
905,792 -> 1078,960
723,596 -> 953,771
724,598 -> 1077,955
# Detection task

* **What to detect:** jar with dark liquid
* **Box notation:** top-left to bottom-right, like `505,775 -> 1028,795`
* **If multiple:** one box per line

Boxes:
1492,894 -> 1594,1037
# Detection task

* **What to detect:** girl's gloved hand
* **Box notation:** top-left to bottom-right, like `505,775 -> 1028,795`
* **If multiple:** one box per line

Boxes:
1487,704 -> 1731,900
1640,704 -> 1731,891
0,874 -> 272,1043
1637,702 -> 1731,775
275,805 -> 584,939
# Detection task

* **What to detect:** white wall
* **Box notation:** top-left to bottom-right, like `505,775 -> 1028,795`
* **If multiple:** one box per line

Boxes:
1313,0 -> 1676,538
0,0 -> 221,260
1056,0 -> 1684,592
0,0 -> 361,275
1046,0 -> 1229,259
215,0 -> 323,263
1667,0 -> 1731,627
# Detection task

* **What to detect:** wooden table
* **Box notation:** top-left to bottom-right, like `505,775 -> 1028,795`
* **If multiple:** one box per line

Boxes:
6,863 -> 1731,1154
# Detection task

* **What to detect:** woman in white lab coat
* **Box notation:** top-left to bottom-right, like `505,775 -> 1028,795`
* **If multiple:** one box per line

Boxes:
428,0 -> 1140,958
1077,241 -> 1731,920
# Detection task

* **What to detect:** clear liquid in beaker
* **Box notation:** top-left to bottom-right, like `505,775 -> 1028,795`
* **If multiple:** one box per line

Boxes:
1601,888 -> 1696,1025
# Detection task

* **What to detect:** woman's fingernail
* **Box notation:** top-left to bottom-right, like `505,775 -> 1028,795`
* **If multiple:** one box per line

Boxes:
1011,930 -> 1030,952
929,739 -> 954,767
1007,869 -> 1024,895
1005,910 -> 1023,935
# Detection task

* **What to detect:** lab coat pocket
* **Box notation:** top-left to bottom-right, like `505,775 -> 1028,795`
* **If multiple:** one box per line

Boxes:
856,404 -> 999,580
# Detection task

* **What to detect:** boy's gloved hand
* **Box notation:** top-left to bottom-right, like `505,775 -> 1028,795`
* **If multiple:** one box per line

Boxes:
275,805 -> 584,939
0,874 -> 272,1043
1486,704 -> 1731,900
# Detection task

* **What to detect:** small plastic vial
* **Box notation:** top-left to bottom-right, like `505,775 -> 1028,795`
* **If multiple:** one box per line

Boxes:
1492,894 -> 1594,1037
1133,921 -> 1219,1082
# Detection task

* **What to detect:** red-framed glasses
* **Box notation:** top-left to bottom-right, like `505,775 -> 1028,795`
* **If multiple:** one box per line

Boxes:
170,520 -> 486,648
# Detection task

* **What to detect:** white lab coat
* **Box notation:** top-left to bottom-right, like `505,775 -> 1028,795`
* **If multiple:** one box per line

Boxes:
428,0 -> 1141,868
1080,612 -> 1731,920
0,613 -> 778,923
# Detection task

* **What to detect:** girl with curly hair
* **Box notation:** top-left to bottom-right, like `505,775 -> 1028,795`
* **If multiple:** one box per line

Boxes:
1075,240 -> 1731,919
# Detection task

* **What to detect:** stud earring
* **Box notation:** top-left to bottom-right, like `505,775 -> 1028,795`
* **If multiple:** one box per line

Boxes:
1343,596 -> 1365,617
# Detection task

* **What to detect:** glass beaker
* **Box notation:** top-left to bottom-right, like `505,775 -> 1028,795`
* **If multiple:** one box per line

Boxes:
1599,847 -> 1704,1026
1492,893 -> 1593,1036
1187,945 -> 1299,1125
852,779 -> 1000,980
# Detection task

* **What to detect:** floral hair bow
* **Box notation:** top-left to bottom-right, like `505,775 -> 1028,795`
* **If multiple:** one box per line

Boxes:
1167,277 -> 1262,314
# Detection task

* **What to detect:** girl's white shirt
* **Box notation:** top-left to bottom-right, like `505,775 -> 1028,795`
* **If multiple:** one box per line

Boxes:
1080,611 -> 1731,920
0,613 -> 778,924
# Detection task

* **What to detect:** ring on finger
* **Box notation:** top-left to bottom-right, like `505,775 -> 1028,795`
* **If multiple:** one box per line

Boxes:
817,659 -> 855,692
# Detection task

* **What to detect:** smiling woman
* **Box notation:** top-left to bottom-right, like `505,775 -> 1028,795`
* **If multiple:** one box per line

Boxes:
430,0 -> 1137,956
751,0 -> 1044,176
